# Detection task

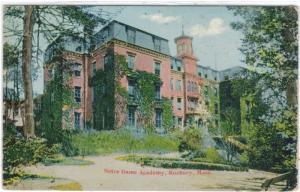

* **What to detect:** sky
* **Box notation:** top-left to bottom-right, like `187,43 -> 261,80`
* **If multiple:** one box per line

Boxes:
106,6 -> 245,70
5,6 -> 246,96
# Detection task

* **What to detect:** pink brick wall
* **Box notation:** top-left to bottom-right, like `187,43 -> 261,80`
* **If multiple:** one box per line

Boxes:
114,44 -> 171,99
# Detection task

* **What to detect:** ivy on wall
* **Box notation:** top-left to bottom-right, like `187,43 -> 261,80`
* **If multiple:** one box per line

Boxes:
89,52 -> 174,132
37,46 -> 77,146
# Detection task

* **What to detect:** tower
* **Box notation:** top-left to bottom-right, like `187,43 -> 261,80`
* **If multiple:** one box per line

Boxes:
174,26 -> 198,75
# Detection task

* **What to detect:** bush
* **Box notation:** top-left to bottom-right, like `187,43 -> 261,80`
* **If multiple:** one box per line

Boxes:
118,155 -> 248,171
204,148 -> 224,164
3,136 -> 60,179
3,122 -> 60,179
239,151 -> 249,167
178,125 -> 202,152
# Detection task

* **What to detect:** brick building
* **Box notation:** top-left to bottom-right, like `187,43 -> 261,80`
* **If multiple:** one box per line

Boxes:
43,20 -> 248,135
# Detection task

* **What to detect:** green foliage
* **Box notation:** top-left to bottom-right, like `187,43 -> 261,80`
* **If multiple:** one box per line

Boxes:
129,70 -> 162,132
67,129 -> 180,155
89,50 -> 116,130
178,125 -> 202,152
248,123 -> 284,170
90,53 -> 173,132
43,155 -> 94,166
239,151 -> 249,167
162,98 -> 173,132
229,7 -> 297,174
118,155 -> 248,171
3,42 -> 19,69
3,124 -> 60,179
248,106 -> 297,172
205,148 -> 224,164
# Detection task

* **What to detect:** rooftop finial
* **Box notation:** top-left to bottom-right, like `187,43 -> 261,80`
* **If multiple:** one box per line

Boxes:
182,24 -> 185,35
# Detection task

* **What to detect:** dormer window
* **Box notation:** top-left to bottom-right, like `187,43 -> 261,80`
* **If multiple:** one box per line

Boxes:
75,46 -> 82,52
127,28 -> 136,44
154,38 -> 161,52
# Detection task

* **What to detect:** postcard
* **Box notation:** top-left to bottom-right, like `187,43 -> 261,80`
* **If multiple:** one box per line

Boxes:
2,3 -> 298,191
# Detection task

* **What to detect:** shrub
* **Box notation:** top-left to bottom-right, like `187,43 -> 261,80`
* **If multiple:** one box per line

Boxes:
3,123 -> 60,179
3,137 -> 60,179
117,155 -> 248,171
239,151 -> 249,167
204,148 -> 224,164
178,125 -> 202,152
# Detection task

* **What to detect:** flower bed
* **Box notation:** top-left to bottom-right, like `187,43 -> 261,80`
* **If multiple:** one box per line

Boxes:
117,155 -> 248,172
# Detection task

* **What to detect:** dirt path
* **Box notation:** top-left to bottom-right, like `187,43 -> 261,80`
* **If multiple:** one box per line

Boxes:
20,154 -> 285,191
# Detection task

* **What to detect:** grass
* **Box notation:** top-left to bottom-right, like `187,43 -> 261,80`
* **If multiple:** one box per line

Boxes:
117,155 -> 248,172
49,181 -> 82,190
69,130 -> 180,156
3,173 -> 55,186
43,155 -> 94,166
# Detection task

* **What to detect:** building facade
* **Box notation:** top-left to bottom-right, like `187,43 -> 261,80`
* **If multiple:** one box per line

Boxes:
43,20 -> 249,135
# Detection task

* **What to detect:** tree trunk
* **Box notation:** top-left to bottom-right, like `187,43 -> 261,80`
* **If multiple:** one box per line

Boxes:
22,5 -> 35,138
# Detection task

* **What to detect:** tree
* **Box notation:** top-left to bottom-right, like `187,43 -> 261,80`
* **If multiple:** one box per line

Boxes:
219,107 -> 240,163
3,43 -> 20,126
22,5 -> 35,138
4,5 -> 115,137
229,6 -> 297,173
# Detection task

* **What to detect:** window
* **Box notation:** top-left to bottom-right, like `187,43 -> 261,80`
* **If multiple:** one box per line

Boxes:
176,80 -> 182,91
48,68 -> 53,79
155,86 -> 161,100
155,109 -> 162,128
224,75 -> 229,80
128,80 -> 135,97
246,100 -> 251,114
204,74 -> 208,78
74,112 -> 81,129
187,81 -> 191,92
73,63 -> 82,77
74,86 -> 81,103
214,87 -> 218,96
205,101 -> 209,108
127,28 -> 136,44
128,107 -> 136,127
92,62 -> 96,75
171,60 -> 175,70
104,55 -> 109,69
177,98 -> 182,110
170,78 -> 174,90
214,103 -> 218,114
102,28 -> 109,40
178,117 -> 182,125
75,46 -> 82,52
177,66 -> 181,71
176,60 -> 182,71
154,38 -> 161,51
178,45 -> 183,53
204,86 -> 209,96
154,61 -> 160,75
214,76 -> 217,81
198,72 -> 202,77
127,55 -> 135,69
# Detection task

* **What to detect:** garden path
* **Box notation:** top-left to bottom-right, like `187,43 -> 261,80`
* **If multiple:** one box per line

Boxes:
21,154 -> 286,190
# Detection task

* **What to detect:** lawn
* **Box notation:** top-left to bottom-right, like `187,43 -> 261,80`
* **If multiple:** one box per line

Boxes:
68,130 -> 180,156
